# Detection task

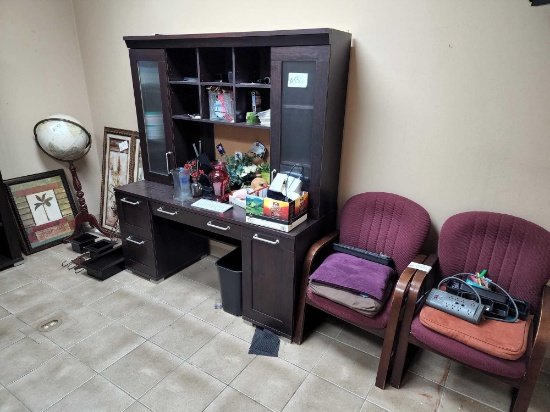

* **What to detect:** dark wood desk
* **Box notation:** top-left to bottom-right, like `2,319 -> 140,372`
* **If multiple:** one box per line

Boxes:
115,180 -> 334,339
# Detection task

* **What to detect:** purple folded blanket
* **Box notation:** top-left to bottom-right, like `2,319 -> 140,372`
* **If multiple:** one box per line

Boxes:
309,253 -> 395,301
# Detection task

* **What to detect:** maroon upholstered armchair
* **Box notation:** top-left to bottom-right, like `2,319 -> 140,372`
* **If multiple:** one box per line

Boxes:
391,211 -> 550,412
293,192 -> 432,389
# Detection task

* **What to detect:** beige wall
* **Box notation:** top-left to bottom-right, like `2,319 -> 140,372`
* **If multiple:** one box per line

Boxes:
0,0 -> 101,214
8,1 -> 549,246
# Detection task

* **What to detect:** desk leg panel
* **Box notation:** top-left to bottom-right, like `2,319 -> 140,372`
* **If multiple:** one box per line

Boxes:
152,215 -> 210,278
242,229 -> 295,337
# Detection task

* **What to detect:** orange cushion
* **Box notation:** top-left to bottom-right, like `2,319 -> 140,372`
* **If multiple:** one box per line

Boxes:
419,306 -> 531,360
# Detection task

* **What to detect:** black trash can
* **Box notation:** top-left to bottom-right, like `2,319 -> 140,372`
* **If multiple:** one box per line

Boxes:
215,247 -> 242,316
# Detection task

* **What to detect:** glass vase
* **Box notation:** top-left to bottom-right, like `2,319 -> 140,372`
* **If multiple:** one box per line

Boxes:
208,161 -> 229,202
190,178 -> 203,198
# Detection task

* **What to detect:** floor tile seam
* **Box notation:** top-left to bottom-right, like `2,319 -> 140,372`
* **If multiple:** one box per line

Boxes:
99,340 -> 185,399
1,380 -> 31,411
4,351 -> 65,388
42,372 -> 99,412
123,402 -> 152,412
7,356 -> 98,412
408,369 -> 450,387
151,293 -> 212,314
309,370 -> 371,400
83,333 -> 148,374
71,284 -> 126,306
296,333 -> 337,373
226,385 -> 279,412
33,305 -> 118,349
332,335 -> 383,359
145,327 -> 222,363
136,358 -> 227,408
63,318 -> 117,351
186,311 -> 231,331
99,368 -> 149,401
117,307 -> 187,339
55,278 -> 95,296
0,331 -> 26,351
440,378 -> 510,411
360,397 -> 391,412
0,278 -> 36,296
182,356 -> 239,387
90,295 -> 153,322
436,385 -> 504,412
220,324 -> 255,344
277,368 -> 314,412
176,275 -> 220,293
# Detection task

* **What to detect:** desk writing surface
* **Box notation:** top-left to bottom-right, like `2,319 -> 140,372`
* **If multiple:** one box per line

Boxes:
115,180 -> 317,239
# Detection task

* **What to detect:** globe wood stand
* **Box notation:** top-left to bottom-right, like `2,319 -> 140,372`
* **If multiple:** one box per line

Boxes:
64,161 -> 112,241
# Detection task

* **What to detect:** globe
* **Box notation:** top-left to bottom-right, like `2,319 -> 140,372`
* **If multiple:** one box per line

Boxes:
33,114 -> 111,239
34,114 -> 91,161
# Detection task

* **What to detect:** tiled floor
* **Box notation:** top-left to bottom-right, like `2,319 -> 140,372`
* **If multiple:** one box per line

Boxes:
0,241 -> 549,412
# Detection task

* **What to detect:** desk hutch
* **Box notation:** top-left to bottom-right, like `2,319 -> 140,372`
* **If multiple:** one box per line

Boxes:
115,29 -> 351,339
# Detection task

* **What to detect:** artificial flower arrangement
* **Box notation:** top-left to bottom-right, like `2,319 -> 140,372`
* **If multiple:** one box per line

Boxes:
183,159 -> 205,181
224,152 -> 260,188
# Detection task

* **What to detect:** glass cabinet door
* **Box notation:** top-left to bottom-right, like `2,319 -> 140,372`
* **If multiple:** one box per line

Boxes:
270,46 -> 330,220
129,49 -> 174,184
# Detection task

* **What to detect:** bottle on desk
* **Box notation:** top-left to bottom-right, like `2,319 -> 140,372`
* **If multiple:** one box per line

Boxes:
172,167 -> 191,202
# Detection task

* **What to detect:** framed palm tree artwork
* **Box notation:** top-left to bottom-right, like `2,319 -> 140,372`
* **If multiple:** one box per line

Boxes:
4,169 -> 78,254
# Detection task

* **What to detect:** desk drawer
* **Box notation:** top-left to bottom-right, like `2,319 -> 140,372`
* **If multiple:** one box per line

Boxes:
121,234 -> 156,269
117,194 -> 151,229
151,201 -> 242,240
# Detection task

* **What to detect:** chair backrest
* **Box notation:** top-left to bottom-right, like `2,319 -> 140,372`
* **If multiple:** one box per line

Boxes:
339,192 -> 431,274
439,211 -> 550,311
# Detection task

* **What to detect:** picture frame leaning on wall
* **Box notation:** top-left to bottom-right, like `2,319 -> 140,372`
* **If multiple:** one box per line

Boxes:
99,127 -> 140,233
5,169 -> 78,254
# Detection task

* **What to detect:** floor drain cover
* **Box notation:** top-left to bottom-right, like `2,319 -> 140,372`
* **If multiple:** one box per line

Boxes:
38,319 -> 61,332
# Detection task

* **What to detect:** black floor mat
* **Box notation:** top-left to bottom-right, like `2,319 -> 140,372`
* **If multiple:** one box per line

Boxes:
248,328 -> 280,357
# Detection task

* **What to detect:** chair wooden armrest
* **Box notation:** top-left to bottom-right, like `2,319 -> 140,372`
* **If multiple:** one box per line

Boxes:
534,286 -> 550,347
293,230 -> 339,343
390,253 -> 438,388
376,253 -> 434,388
302,230 -> 340,279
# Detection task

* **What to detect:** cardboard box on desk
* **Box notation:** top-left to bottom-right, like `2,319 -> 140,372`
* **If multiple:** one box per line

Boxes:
245,187 -> 308,222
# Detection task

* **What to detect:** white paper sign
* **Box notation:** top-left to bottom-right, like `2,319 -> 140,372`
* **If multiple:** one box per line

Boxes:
288,73 -> 308,88
118,140 -> 129,152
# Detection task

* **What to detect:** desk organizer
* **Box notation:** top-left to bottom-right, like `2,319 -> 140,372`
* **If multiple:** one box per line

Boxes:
67,233 -> 98,253
81,246 -> 124,280
84,240 -> 115,259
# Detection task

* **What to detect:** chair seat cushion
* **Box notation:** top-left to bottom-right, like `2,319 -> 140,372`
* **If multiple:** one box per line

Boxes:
411,314 -> 531,379
309,253 -> 395,301
419,306 -> 531,360
306,287 -> 393,330
309,281 -> 387,317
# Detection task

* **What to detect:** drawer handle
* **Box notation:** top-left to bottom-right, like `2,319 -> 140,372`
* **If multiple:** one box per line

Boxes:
121,198 -> 141,206
207,221 -> 230,231
253,234 -> 280,245
126,236 -> 145,245
157,207 -> 178,216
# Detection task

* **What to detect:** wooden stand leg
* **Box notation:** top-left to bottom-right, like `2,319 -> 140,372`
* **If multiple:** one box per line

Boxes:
64,161 -> 112,241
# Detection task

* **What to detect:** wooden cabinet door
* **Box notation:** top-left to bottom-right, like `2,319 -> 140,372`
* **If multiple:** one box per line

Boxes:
241,228 -> 296,337
270,46 -> 330,220
129,49 -> 174,184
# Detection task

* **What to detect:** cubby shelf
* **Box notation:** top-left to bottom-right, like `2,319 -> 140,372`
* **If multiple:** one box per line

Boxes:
235,83 -> 271,89
171,115 -> 269,129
